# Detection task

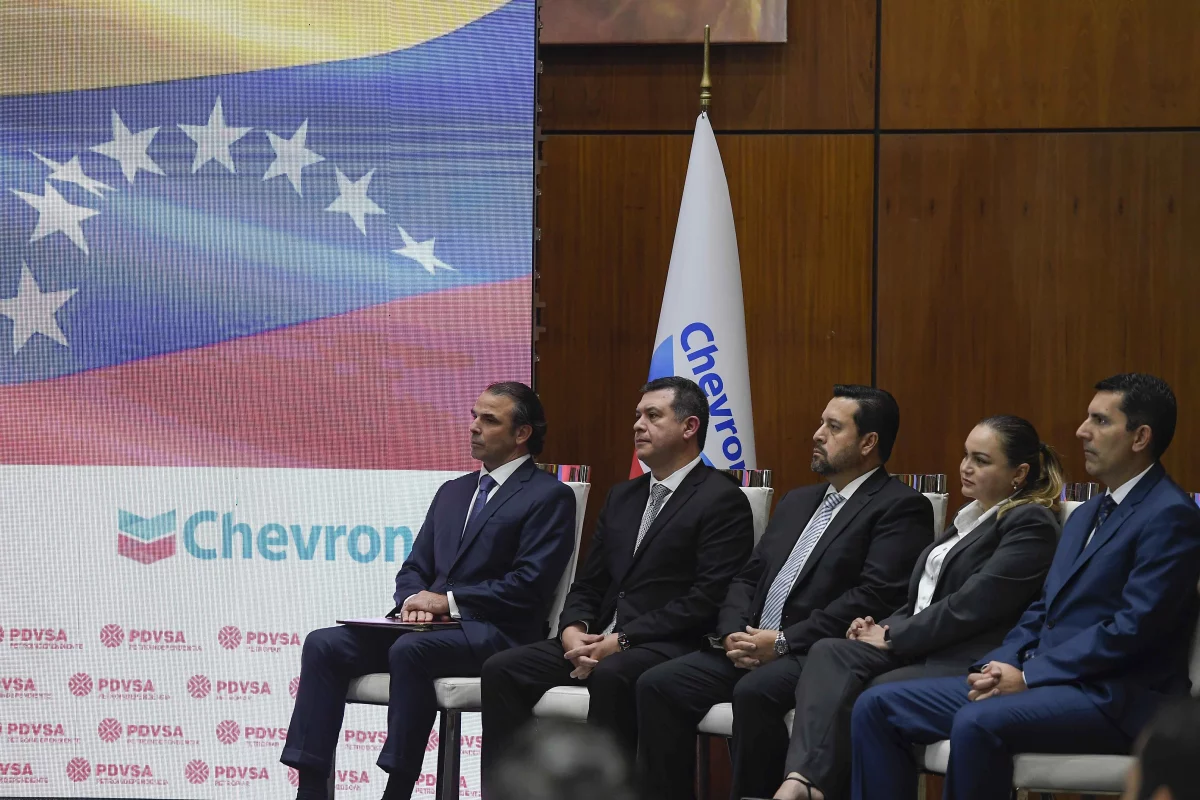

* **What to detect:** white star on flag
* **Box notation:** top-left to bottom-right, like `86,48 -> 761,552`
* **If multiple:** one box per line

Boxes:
393,225 -> 455,275
91,110 -> 164,183
32,152 -> 114,198
0,264 -> 77,354
263,120 -> 324,195
11,182 -> 100,254
178,96 -> 252,173
325,168 -> 385,234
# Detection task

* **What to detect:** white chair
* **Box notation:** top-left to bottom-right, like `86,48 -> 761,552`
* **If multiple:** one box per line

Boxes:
694,479 -> 948,795
921,499 -> 1200,799
337,472 -> 591,800
531,480 -> 777,724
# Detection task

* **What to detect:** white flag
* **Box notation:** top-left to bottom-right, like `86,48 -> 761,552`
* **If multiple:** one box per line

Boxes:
637,112 -> 756,474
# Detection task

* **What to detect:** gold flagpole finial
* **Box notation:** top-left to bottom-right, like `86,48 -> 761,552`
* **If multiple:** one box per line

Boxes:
699,24 -> 712,115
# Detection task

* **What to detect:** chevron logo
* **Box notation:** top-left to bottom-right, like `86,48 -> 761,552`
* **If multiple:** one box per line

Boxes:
117,510 -> 177,565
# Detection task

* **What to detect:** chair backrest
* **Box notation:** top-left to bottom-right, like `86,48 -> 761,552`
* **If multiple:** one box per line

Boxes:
740,487 -> 775,545
1059,500 -> 1087,526
545,481 -> 590,639
924,493 -> 949,538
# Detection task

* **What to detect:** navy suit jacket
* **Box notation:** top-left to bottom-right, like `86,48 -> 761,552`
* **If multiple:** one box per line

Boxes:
983,463 -> 1200,737
392,458 -> 577,658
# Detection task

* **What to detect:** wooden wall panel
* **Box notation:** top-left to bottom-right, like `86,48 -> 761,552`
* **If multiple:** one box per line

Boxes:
877,133 -> 1200,512
536,133 -> 874,539
540,0 -> 877,131
881,0 -> 1200,129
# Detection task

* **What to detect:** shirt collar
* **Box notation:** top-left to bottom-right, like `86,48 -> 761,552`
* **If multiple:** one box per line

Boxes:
480,453 -> 531,488
951,499 -> 999,532
824,466 -> 881,502
1107,463 -> 1155,505
650,453 -> 704,495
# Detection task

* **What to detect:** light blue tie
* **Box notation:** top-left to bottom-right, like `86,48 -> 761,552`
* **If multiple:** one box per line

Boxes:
759,492 -> 845,630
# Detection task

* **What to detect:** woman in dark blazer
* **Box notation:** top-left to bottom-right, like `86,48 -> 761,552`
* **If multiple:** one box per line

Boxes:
760,415 -> 1063,800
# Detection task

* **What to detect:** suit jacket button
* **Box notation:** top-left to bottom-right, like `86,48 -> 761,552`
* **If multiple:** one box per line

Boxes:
618,591 -> 625,599
1046,620 -> 1055,629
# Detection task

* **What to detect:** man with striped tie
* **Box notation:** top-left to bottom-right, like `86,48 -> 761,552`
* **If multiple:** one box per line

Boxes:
636,385 -> 934,800
480,377 -> 754,773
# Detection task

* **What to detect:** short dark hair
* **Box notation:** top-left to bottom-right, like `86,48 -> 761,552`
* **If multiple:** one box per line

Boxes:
1094,373 -> 1177,459
832,384 -> 901,463
1136,699 -> 1200,800
640,376 -> 709,451
486,382 -> 547,456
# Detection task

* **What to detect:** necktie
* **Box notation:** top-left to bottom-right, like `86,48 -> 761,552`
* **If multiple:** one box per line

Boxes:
603,483 -> 672,634
464,474 -> 498,539
759,492 -> 845,631
1084,494 -> 1118,549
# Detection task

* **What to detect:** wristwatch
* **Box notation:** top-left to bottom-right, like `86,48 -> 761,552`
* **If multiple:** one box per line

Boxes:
773,631 -> 788,657
617,632 -> 631,651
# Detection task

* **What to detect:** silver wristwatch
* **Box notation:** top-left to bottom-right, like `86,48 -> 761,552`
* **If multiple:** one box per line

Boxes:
774,631 -> 788,657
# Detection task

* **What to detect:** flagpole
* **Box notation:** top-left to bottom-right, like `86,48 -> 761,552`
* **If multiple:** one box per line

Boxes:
699,24 -> 712,115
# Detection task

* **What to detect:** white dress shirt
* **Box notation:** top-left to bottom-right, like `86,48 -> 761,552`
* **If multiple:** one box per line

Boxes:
412,454 -> 531,620
913,500 -> 998,615
645,453 -> 704,518
1085,463 -> 1154,547
819,466 -> 880,525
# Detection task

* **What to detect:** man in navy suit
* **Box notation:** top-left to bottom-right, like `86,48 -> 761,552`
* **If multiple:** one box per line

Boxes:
281,382 -> 577,800
850,373 -> 1200,800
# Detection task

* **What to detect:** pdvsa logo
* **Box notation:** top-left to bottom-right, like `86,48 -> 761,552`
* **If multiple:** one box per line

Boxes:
213,765 -> 271,787
290,676 -> 300,698
117,508 -> 414,564
4,721 -> 76,745
0,760 -> 48,785
344,728 -> 387,752
93,762 -> 165,787
334,768 -> 371,792
188,673 -> 276,701
217,720 -> 287,748
0,626 -> 80,651
185,760 -> 210,785
117,510 -> 176,564
216,625 -> 300,653
79,674 -> 169,702
68,673 -> 92,697
100,717 -> 196,746
100,623 -> 199,652
65,758 -> 90,783
0,676 -> 50,700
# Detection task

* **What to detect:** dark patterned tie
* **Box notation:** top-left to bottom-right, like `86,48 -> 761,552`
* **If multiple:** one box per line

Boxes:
1094,495 -> 1117,531
464,474 -> 498,539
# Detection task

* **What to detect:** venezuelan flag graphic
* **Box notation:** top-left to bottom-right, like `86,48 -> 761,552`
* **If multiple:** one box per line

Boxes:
0,0 -> 535,469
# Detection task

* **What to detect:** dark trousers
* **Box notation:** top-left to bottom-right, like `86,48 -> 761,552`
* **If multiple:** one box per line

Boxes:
785,638 -> 965,800
636,648 -> 805,800
850,675 -> 1133,800
480,637 -> 681,775
281,625 -> 488,797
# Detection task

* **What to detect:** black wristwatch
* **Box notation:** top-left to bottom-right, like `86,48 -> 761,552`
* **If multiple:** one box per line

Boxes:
617,632 -> 631,651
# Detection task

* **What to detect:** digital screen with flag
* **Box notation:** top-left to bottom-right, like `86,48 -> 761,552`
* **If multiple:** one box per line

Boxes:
0,2 -> 535,797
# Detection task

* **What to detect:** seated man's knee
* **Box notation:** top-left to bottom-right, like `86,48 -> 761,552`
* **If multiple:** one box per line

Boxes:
852,685 -> 890,727
949,699 -> 999,744
302,626 -> 348,665
589,657 -> 634,698
481,648 -> 521,689
635,660 -> 677,705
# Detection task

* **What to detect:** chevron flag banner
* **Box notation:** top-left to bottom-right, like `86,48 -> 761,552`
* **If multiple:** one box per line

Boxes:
634,112 -> 756,475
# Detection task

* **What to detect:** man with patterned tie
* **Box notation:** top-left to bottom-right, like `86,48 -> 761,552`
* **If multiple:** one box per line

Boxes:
480,377 -> 754,773
636,385 -> 934,800
282,383 -> 577,800
850,374 -> 1200,800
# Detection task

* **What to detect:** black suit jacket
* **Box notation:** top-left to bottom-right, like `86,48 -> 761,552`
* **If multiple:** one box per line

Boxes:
718,468 -> 933,654
882,502 -> 1059,666
558,464 -> 754,651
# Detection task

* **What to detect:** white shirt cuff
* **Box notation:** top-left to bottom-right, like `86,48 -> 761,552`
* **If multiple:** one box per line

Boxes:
447,591 -> 461,620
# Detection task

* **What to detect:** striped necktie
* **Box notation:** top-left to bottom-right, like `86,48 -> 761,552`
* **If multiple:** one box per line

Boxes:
759,492 -> 845,630
602,482 -> 672,634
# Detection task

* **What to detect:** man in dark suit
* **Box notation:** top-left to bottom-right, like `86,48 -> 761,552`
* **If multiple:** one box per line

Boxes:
636,385 -> 934,800
281,382 -> 577,800
480,376 -> 754,774
851,373 -> 1200,800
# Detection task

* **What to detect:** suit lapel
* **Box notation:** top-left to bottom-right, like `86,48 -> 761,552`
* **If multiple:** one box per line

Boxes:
610,477 -> 651,582
1047,463 -> 1165,607
616,465 -> 707,584
452,459 -> 533,567
438,476 -> 477,570
790,468 -> 891,592
931,513 -> 996,596
756,486 -> 826,600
